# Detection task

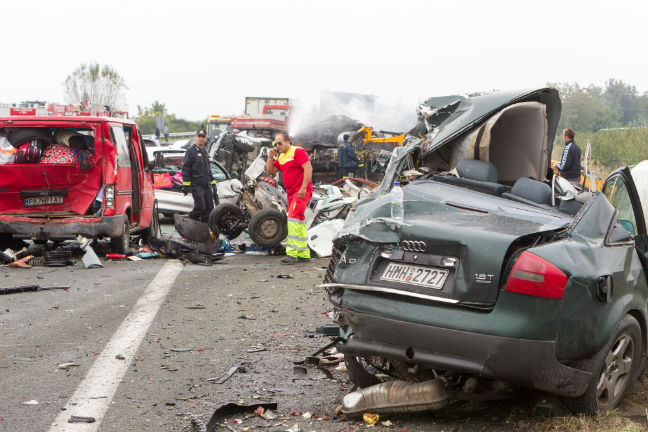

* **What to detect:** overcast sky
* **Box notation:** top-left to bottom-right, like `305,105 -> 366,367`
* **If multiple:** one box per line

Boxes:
2,0 -> 647,130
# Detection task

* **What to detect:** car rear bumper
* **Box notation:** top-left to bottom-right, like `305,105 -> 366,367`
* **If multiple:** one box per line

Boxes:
0,214 -> 127,239
338,309 -> 592,397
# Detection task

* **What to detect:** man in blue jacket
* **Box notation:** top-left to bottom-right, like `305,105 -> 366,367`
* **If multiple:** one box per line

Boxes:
338,134 -> 361,178
556,128 -> 582,183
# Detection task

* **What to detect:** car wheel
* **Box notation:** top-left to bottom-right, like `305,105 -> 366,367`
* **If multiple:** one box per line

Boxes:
563,314 -> 641,414
142,201 -> 160,243
110,221 -> 130,254
209,203 -> 244,239
248,209 -> 287,249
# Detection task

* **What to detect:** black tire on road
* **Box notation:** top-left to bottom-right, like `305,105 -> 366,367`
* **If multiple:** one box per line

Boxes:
209,203 -> 244,239
562,314 -> 642,415
110,221 -> 130,254
7,127 -> 54,148
141,201 -> 160,243
248,208 -> 287,249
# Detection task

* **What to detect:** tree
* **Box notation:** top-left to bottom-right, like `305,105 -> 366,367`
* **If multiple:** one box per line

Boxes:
64,63 -> 127,109
134,101 -> 201,135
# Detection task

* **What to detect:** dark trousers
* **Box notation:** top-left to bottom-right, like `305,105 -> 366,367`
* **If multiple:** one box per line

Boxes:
189,185 -> 214,221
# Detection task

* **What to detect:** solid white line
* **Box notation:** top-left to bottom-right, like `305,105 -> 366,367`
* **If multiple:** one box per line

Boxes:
48,260 -> 183,432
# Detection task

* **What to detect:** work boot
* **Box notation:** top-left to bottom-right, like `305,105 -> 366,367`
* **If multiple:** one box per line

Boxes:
298,257 -> 311,263
281,256 -> 299,265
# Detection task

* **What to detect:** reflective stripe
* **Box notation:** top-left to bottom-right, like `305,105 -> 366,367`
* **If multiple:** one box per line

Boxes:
288,217 -> 305,224
182,181 -> 191,186
287,235 -> 308,241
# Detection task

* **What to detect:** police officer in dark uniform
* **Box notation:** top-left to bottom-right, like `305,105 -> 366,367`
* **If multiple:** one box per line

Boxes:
182,125 -> 217,221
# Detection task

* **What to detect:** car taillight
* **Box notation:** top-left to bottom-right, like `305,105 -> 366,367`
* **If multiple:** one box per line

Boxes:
105,185 -> 115,208
504,251 -> 568,299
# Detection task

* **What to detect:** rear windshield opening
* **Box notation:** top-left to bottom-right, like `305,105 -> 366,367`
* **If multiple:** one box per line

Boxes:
0,127 -> 95,165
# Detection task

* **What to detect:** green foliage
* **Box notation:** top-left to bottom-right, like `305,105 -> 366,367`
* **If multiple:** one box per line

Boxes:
548,80 -> 648,177
134,101 -> 201,135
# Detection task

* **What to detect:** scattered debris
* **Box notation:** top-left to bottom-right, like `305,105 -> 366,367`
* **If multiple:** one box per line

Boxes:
381,420 -> 393,427
58,362 -> 80,370
186,305 -> 206,310
82,245 -> 103,269
8,255 -> 33,268
22,400 -> 39,405
68,415 -> 96,423
44,249 -> 72,267
272,274 -> 294,279
170,348 -> 192,353
207,362 -> 245,384
106,253 -> 126,260
363,413 -> 379,425
301,412 -> 312,419
127,255 -> 143,261
115,354 -> 125,360
532,397 -> 571,417
205,402 -> 277,432
0,285 -> 70,295
256,406 -> 278,420
238,314 -> 256,320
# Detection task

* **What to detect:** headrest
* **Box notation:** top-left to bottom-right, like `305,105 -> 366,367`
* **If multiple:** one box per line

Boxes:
511,177 -> 552,205
456,159 -> 498,183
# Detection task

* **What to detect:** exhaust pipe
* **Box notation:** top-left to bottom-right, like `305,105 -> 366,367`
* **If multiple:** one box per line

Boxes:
342,379 -> 449,416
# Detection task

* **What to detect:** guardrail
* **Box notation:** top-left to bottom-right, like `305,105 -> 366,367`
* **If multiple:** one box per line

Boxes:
142,131 -> 195,140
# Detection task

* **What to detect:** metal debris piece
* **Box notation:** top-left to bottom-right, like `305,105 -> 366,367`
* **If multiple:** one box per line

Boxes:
170,348 -> 192,352
58,362 -> 80,370
68,415 -> 96,423
207,362 -> 245,384
0,285 -> 70,295
206,402 -> 277,432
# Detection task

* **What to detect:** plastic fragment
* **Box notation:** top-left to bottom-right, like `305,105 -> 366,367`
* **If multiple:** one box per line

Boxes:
363,413 -> 379,425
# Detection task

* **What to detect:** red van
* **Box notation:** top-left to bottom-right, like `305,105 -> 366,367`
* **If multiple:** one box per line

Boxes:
0,116 -> 157,253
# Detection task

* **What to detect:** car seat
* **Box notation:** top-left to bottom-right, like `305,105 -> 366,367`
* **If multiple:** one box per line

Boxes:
434,159 -> 508,196
502,177 -> 552,206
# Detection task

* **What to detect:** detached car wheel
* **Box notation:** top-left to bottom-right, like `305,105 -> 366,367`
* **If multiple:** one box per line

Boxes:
248,208 -> 287,249
209,203 -> 244,239
111,221 -> 130,255
563,314 -> 641,414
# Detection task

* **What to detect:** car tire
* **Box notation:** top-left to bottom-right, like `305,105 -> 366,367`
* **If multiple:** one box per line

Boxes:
562,314 -> 642,415
141,201 -> 160,243
209,203 -> 244,239
110,221 -> 130,254
248,208 -> 287,249
7,128 -> 54,148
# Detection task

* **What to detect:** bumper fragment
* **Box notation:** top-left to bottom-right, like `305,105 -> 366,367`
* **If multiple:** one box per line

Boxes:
0,215 -> 127,239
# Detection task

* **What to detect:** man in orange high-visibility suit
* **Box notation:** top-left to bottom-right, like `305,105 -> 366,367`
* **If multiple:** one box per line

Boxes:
265,132 -> 313,264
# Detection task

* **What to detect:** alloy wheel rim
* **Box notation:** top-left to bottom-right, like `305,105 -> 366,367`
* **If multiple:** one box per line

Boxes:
595,333 -> 634,406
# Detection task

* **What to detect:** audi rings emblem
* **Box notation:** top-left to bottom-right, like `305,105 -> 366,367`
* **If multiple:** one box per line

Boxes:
401,240 -> 427,252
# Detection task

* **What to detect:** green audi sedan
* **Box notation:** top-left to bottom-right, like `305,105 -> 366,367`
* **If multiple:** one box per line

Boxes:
322,88 -> 648,414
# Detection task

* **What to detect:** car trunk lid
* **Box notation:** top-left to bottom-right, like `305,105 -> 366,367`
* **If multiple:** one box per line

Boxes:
369,181 -> 571,305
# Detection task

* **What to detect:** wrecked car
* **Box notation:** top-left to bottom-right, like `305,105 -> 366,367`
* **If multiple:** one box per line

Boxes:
322,88 -> 648,414
0,115 -> 156,254
152,150 -> 242,217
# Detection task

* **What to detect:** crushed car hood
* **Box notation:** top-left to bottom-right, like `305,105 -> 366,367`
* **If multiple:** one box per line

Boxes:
418,88 -> 561,159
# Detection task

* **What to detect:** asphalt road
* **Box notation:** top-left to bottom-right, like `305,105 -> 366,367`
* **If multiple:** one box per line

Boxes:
2,225 -> 648,432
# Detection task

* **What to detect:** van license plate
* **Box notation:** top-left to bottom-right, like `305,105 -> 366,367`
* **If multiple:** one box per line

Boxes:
25,196 -> 64,206
380,263 -> 449,289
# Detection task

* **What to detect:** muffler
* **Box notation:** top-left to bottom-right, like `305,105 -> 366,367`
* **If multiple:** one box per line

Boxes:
342,379 -> 449,416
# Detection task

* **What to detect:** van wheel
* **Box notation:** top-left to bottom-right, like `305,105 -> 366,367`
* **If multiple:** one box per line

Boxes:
562,314 -> 641,414
142,201 -> 160,243
248,209 -> 287,249
111,221 -> 130,254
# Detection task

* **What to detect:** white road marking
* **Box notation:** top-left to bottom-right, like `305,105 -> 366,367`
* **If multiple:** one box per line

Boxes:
48,260 -> 183,431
